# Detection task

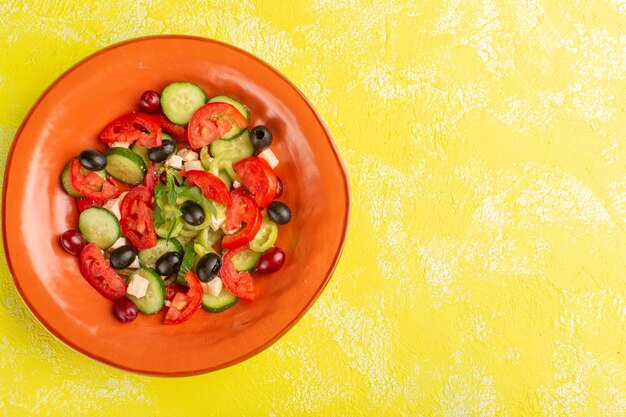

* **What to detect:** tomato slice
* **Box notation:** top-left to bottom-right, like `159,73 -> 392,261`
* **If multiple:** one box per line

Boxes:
156,114 -> 188,141
76,197 -> 103,213
233,157 -> 278,208
119,186 -> 157,250
99,113 -> 162,148
187,103 -> 248,149
222,189 -> 262,249
143,163 -> 160,192
179,170 -> 231,206
220,246 -> 255,301
162,271 -> 203,324
69,159 -> 121,201
79,243 -> 127,300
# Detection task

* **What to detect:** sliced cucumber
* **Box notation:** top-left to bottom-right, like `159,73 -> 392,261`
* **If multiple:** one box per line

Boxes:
232,249 -> 261,272
177,242 -> 195,287
249,220 -> 278,253
105,147 -> 146,185
202,287 -> 238,313
61,162 -> 106,197
217,169 -> 233,189
208,95 -> 250,120
137,238 -> 184,268
126,268 -> 165,314
79,207 -> 121,249
130,143 -> 150,167
161,82 -> 207,125
209,130 -> 254,162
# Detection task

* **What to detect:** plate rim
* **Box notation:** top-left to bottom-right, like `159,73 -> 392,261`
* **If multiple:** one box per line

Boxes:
2,34 -> 351,377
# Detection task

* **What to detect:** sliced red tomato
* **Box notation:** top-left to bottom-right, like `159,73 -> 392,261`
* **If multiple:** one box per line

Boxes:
99,112 -> 162,148
156,114 -> 188,141
76,197 -> 103,213
179,170 -> 231,206
222,189 -> 262,249
120,186 -> 157,250
187,102 -> 248,149
220,246 -> 255,301
163,271 -> 203,324
233,157 -> 278,208
143,163 -> 160,192
79,243 -> 127,300
69,159 -> 121,201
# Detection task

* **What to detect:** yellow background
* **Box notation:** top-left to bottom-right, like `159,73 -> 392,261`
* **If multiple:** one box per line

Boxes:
1,0 -> 626,415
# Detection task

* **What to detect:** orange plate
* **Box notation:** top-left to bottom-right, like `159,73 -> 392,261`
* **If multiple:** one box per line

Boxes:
2,36 -> 350,376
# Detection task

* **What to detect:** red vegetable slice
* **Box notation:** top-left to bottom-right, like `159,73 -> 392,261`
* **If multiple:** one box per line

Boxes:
76,197 -> 103,213
156,114 -> 188,141
99,113 -> 162,148
69,159 -> 121,201
143,163 -> 160,192
179,170 -> 231,206
119,186 -> 157,250
220,246 -> 255,301
187,102 -> 248,149
162,271 -> 203,324
79,243 -> 127,300
222,189 -> 262,249
233,157 -> 278,208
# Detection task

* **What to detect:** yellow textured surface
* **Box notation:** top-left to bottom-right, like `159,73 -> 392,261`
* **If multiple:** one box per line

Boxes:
1,0 -> 626,415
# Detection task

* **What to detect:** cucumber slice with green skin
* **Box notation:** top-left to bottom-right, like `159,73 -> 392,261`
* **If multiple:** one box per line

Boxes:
177,242 -> 195,287
249,220 -> 278,253
161,82 -> 208,125
208,95 -> 250,121
202,288 -> 238,313
130,143 -> 150,167
61,162 -> 106,197
209,130 -> 254,162
137,238 -> 183,268
126,268 -> 165,314
105,147 -> 146,185
79,207 -> 121,249
232,249 -> 261,272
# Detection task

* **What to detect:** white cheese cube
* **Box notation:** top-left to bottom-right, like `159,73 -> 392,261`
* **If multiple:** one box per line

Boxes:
109,237 -> 128,250
165,154 -> 184,170
232,180 -> 241,189
258,148 -> 279,169
210,215 -> 226,231
102,198 -> 121,220
202,277 -> 223,297
109,141 -> 130,149
178,148 -> 199,161
183,160 -> 204,171
128,256 -> 140,269
126,273 -> 149,298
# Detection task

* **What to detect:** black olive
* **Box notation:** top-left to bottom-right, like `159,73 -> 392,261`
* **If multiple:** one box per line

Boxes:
196,253 -> 221,282
78,149 -> 107,171
109,245 -> 137,270
250,125 -> 272,152
155,251 -> 182,276
181,201 -> 205,226
267,201 -> 292,225
148,140 -> 176,162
